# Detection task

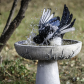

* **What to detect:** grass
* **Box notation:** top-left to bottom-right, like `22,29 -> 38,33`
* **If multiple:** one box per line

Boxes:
0,57 -> 84,84
0,0 -> 84,84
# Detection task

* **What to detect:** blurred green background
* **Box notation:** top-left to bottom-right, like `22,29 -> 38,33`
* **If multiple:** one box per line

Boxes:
0,0 -> 84,84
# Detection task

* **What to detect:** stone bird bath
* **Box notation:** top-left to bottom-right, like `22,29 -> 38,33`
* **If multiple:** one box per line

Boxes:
14,39 -> 82,84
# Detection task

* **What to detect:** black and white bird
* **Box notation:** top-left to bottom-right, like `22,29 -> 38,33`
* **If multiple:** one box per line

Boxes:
33,4 -> 76,46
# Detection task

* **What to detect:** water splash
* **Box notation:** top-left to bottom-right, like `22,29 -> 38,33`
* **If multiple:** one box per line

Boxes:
26,30 -> 76,46
26,28 -> 37,45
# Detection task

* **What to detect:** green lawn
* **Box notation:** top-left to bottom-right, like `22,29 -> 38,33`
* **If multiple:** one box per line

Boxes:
0,0 -> 84,84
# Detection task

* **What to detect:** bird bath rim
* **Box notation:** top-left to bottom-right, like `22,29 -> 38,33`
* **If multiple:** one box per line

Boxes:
15,39 -> 81,47
14,39 -> 82,60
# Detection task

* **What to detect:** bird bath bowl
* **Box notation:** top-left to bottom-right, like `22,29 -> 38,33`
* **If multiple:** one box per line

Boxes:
14,39 -> 82,84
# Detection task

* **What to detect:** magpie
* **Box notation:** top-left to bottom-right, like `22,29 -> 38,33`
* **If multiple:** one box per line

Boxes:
33,4 -> 76,46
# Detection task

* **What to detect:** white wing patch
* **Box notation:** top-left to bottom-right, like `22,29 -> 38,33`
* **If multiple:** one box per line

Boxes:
39,9 -> 54,25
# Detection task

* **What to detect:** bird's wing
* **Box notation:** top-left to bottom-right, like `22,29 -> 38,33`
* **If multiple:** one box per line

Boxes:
39,9 -> 55,29
59,4 -> 70,28
51,5 -> 76,38
58,4 -> 76,28
59,19 -> 76,31
48,17 -> 60,27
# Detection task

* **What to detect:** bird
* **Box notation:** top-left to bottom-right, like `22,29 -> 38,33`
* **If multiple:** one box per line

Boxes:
33,4 -> 76,46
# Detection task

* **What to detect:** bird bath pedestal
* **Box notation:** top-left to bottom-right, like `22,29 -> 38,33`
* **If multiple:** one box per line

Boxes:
14,39 -> 82,84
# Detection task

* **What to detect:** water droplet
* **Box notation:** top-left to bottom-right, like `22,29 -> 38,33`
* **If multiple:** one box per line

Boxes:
40,65 -> 42,66
26,49 -> 27,53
